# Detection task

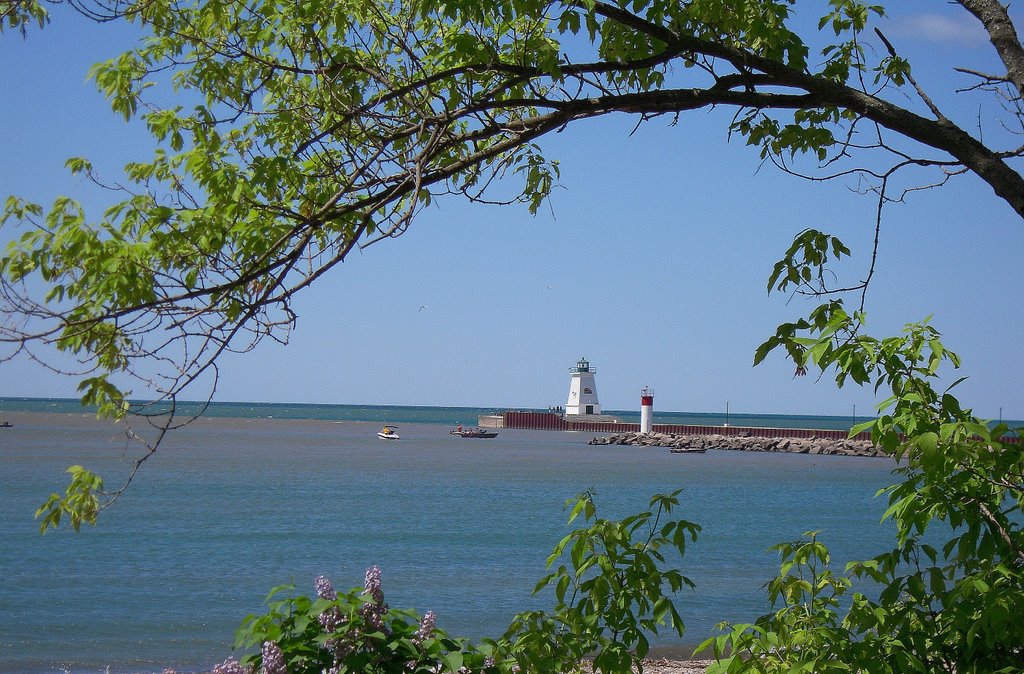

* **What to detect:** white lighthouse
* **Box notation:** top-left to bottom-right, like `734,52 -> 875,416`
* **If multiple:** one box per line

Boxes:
640,386 -> 654,433
565,356 -> 601,415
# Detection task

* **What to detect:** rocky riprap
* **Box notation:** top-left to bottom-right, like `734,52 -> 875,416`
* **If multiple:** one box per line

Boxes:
588,431 -> 884,457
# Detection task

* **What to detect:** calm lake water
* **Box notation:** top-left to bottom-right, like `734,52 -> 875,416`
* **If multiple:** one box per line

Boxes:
0,404 -> 903,673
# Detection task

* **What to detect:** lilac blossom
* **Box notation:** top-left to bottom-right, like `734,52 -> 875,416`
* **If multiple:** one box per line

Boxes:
315,575 -> 345,633
320,606 -> 344,633
314,575 -> 348,635
360,566 -> 390,634
361,601 -> 386,632
314,575 -> 338,601
415,611 -> 436,642
261,641 -> 287,674
212,658 -> 250,674
363,566 -> 384,605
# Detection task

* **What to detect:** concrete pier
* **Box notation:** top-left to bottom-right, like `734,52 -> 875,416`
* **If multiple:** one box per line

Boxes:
486,410 -> 872,442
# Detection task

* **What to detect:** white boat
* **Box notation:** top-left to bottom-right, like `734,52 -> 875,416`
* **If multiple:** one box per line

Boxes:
377,425 -> 400,440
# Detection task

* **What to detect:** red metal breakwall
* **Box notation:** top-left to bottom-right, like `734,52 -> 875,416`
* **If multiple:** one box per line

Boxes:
501,411 -> 874,441
503,411 -> 569,430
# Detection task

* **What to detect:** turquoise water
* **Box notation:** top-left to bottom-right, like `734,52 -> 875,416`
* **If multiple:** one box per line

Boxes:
1,400 -> 905,673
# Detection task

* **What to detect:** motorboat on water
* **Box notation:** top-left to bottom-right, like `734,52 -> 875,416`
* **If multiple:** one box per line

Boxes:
450,426 -> 498,439
377,425 -> 400,440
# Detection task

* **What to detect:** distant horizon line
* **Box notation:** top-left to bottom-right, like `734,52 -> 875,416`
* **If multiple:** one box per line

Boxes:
1,394 -> 879,420
4,395 -> 1021,425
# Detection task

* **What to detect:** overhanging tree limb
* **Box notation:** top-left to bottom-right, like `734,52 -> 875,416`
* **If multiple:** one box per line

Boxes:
960,0 -> 1024,99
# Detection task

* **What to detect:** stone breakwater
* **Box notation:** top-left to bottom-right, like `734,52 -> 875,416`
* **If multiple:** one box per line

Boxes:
588,431 -> 884,457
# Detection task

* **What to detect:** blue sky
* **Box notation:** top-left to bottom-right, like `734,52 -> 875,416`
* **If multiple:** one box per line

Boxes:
1,2 -> 1021,419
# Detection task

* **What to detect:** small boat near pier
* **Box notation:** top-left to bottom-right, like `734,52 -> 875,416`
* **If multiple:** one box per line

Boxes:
451,426 -> 498,439
377,425 -> 400,440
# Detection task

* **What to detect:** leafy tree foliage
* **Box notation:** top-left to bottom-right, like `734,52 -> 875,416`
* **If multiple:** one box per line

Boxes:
704,310 -> 1024,672
695,233 -> 1024,672
503,489 -> 698,673
2,1 -> 1023,670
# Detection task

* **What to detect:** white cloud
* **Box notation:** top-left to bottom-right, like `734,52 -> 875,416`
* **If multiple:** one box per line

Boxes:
886,13 -> 990,47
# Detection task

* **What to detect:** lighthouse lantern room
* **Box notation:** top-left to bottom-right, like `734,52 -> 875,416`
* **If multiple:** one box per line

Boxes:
565,356 -> 601,415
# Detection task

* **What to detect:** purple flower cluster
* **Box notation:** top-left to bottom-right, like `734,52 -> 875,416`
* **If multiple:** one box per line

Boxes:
361,565 -> 389,633
261,641 -> 287,674
320,608 -> 344,632
212,658 -> 250,674
314,575 -> 338,601
415,611 -> 436,643
209,569 -> 454,674
315,576 -> 345,633
312,572 -> 366,669
363,566 -> 385,605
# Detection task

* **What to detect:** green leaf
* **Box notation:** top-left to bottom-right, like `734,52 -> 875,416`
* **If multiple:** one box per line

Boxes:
442,652 -> 464,672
